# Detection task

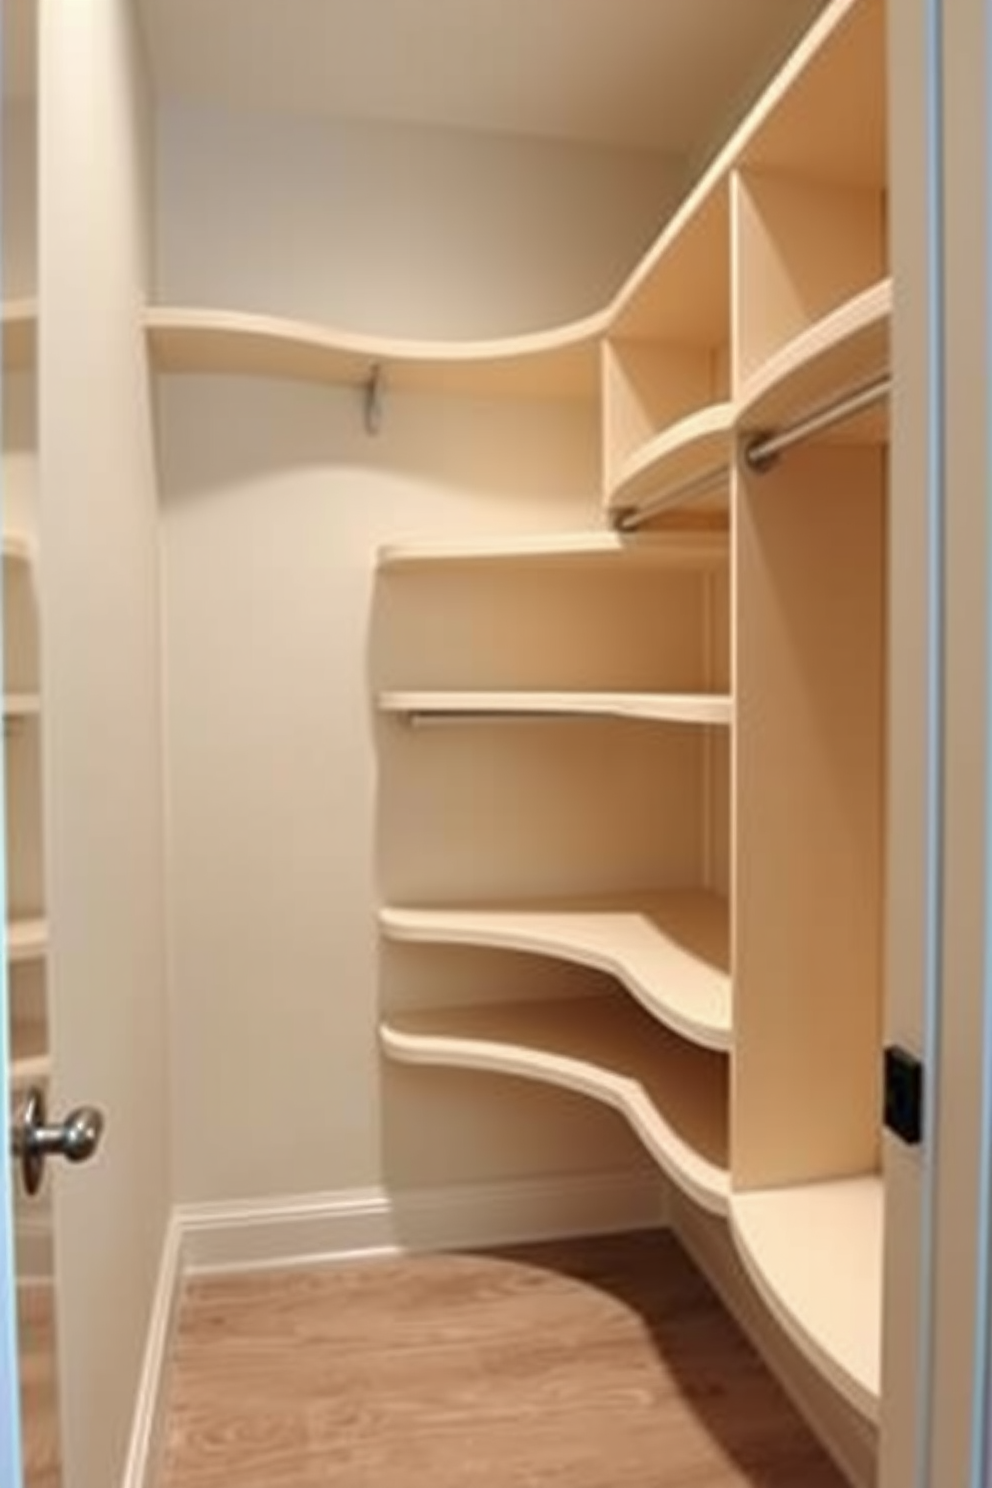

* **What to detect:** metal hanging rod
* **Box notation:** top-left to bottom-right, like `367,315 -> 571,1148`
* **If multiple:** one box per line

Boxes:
610,462 -> 730,534
743,373 -> 891,472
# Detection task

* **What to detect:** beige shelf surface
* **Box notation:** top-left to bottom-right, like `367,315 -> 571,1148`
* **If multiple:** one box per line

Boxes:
4,692 -> 41,721
377,529 -> 729,572
145,305 -> 603,401
731,1175 -> 882,1422
2,533 -> 35,566
737,279 -> 891,441
1,299 -> 37,371
382,994 -> 730,1212
8,918 -> 48,964
379,690 -> 733,726
607,402 -> 733,522
381,890 -> 731,1051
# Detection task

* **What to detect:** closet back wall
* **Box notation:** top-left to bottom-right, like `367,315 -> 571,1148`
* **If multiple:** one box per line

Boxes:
155,104 -> 684,1207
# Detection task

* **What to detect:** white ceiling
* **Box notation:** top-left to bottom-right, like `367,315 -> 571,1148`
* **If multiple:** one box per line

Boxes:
5,0 -> 829,158
136,0 -> 827,154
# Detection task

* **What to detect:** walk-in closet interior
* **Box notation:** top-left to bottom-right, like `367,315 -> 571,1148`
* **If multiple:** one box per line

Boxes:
1,0 -> 958,1484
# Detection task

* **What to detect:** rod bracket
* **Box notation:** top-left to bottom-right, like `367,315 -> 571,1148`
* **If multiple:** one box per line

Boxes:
364,363 -> 384,436
742,434 -> 780,474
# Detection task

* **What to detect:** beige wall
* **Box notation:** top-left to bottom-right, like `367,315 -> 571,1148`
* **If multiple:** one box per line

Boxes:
38,2 -> 171,1484
155,102 -> 685,336
157,375 -> 656,1203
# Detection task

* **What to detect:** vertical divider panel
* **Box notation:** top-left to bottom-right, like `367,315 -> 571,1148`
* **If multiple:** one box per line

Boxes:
732,443 -> 885,1190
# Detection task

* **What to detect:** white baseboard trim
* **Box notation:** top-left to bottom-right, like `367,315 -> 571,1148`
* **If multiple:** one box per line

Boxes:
120,1212 -> 184,1488
177,1168 -> 670,1275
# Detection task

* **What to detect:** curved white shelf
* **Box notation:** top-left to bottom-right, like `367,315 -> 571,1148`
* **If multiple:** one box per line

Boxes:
738,279 -> 891,441
382,995 -> 730,1213
379,690 -> 732,726
381,889 -> 730,1051
7,918 -> 48,965
2,299 -> 37,371
731,1175 -> 882,1422
607,402 -> 734,523
378,529 -> 729,573
145,305 -> 603,401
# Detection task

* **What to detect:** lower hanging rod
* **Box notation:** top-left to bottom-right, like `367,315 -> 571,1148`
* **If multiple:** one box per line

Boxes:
744,372 -> 891,472
610,461 -> 729,534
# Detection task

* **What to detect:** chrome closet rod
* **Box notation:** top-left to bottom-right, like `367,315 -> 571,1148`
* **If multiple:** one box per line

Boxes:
610,462 -> 729,534
743,372 -> 892,471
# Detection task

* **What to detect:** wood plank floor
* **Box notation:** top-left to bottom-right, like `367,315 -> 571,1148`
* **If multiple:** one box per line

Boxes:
17,1281 -> 61,1488
158,1230 -> 850,1488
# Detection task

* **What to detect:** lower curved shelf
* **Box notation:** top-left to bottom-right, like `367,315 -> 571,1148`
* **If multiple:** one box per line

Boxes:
381,995 -> 730,1214
730,1175 -> 882,1422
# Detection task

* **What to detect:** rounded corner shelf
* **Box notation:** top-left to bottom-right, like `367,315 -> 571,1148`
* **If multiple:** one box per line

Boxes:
606,402 -> 734,524
730,1174 -> 883,1423
737,279 -> 891,443
381,996 -> 730,1214
380,889 -> 731,1052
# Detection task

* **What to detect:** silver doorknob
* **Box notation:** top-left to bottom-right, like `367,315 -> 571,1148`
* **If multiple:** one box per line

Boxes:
12,1086 -> 105,1196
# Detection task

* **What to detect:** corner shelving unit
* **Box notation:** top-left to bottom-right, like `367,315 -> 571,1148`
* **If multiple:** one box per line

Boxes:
369,0 -> 889,1460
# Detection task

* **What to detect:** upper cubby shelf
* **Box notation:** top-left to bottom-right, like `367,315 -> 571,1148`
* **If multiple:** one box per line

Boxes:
381,888 -> 731,1052
731,1175 -> 882,1422
379,690 -> 732,727
382,994 -> 730,1214
2,300 -> 36,371
144,306 -> 603,402
737,279 -> 891,446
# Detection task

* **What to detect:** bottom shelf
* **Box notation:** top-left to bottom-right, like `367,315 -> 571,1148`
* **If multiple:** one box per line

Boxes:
730,1175 -> 882,1422
382,994 -> 729,1213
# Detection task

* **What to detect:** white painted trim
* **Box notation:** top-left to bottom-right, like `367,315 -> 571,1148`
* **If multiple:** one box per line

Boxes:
177,1169 -> 669,1275
120,1212 -> 184,1488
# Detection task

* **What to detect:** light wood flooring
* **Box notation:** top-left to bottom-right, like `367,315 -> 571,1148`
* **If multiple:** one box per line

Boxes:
157,1230 -> 849,1488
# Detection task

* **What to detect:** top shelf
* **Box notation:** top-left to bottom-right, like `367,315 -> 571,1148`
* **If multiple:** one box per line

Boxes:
144,306 -> 604,402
